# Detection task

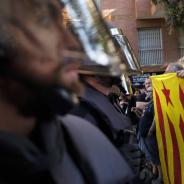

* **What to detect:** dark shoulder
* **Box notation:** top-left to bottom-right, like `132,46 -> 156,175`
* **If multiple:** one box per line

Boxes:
58,115 -> 133,183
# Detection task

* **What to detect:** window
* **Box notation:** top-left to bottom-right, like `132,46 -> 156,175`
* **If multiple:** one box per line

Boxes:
138,28 -> 163,65
179,29 -> 184,57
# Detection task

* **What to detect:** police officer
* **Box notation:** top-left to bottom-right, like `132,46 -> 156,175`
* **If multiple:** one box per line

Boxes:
0,0 -> 134,183
64,0 -> 145,180
72,73 -> 132,144
72,70 -> 144,177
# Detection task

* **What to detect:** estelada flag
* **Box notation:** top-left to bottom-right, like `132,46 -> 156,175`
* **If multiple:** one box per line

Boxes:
151,73 -> 184,184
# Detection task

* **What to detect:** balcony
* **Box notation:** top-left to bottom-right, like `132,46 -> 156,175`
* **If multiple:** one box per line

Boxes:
135,0 -> 165,19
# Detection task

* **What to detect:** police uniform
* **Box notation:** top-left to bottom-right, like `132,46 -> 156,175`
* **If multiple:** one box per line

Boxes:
0,115 -> 134,184
72,84 -> 132,146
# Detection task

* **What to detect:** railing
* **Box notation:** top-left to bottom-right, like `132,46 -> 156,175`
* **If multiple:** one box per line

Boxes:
139,48 -> 163,65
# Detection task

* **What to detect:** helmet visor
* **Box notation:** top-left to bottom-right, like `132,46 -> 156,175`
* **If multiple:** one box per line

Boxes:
60,0 -> 125,76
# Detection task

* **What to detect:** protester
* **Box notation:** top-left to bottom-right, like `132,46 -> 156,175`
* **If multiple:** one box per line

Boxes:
138,62 -> 184,183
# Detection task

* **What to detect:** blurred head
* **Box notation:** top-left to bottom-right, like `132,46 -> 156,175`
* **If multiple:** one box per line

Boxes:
108,85 -> 121,98
144,78 -> 152,92
81,74 -> 123,96
0,0 -> 84,119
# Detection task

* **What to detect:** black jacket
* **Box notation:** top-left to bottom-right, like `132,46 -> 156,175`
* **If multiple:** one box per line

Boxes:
138,102 -> 160,165
0,115 -> 133,184
71,85 -> 132,145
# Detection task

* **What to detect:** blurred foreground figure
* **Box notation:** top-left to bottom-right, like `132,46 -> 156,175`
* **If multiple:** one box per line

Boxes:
0,0 -> 135,183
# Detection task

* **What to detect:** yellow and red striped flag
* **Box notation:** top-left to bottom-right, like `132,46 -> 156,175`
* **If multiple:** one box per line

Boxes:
151,73 -> 184,184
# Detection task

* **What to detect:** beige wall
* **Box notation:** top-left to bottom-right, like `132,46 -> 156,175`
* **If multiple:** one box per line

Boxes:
102,0 -> 139,58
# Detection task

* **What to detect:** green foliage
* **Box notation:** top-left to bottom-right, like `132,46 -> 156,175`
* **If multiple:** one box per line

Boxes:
152,0 -> 184,30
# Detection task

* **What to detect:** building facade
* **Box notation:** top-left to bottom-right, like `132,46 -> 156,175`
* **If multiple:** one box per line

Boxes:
99,0 -> 184,72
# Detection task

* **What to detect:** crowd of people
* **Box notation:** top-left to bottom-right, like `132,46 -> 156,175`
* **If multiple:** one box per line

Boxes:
113,63 -> 184,184
0,0 -> 183,184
